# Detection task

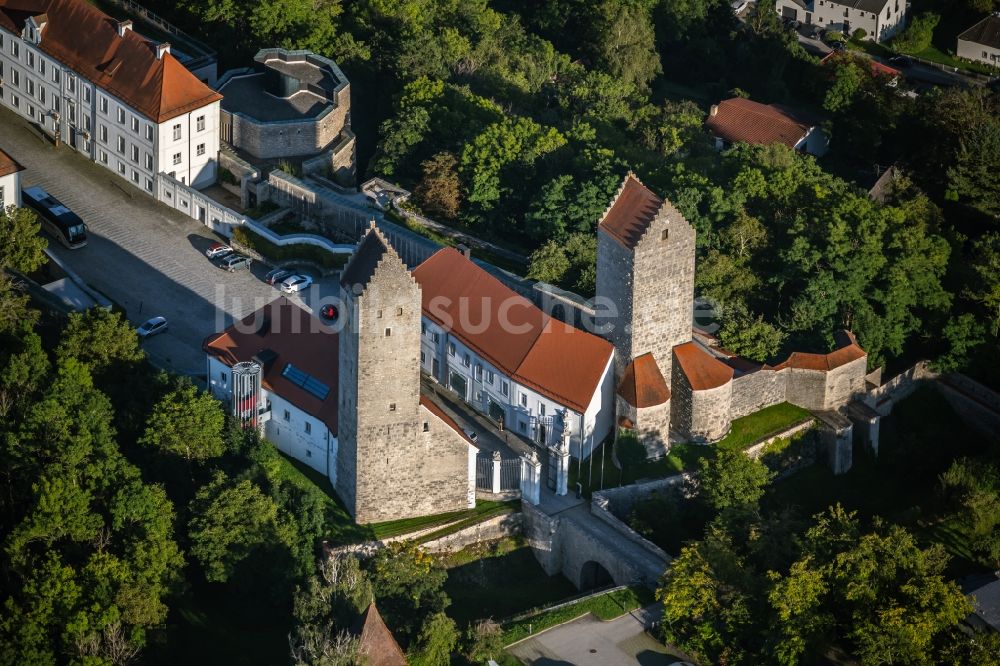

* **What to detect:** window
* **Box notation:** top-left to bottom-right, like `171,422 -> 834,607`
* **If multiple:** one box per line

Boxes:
661,229 -> 669,241
396,307 -> 403,316
377,309 -> 383,318
304,422 -> 311,435
84,115 -> 91,132
420,351 -> 425,363
519,421 -> 527,434
39,60 -> 45,76
26,80 -> 34,97
448,342 -> 456,356
220,372 -> 227,386
10,41 -> 18,57
196,143 -> 205,156
117,161 -> 125,175
462,353 -> 471,367
421,322 -> 426,335
384,327 -> 391,337
38,87 -> 45,104
117,136 -> 125,154
0,186 -> 4,208
520,393 -> 527,407
423,422 -> 430,432
539,403 -> 546,416
172,152 -> 181,165
10,94 -> 18,109
52,68 -> 59,84
131,169 -> 139,183
474,364 -> 483,380
27,52 -> 33,68
145,153 -> 153,170
172,123 -> 181,140
11,70 -> 18,87
502,382 -> 509,397
196,115 -> 205,131
432,332 -> 440,343
131,144 -> 139,161
131,116 -> 139,133
99,124 -> 107,142
100,96 -> 107,114
66,76 -> 75,93
67,101 -> 74,123
117,106 -> 124,123
144,178 -> 153,192
389,403 -> 396,411
145,124 -> 153,141
487,370 -> 495,384
283,410 -> 290,422
83,87 -> 90,103
98,149 -> 108,164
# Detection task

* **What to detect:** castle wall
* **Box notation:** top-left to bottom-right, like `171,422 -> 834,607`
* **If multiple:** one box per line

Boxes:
222,104 -> 349,160
670,354 -> 695,438
595,230 -> 634,371
821,355 -> 869,409
785,368 -> 830,412
635,401 -> 671,458
689,382 -> 733,443
730,369 -> 788,419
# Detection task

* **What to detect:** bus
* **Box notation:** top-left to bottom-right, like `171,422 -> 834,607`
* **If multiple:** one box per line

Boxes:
22,186 -> 88,249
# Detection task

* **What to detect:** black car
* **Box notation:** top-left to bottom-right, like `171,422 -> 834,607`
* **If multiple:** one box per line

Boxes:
829,41 -> 846,52
889,55 -> 914,68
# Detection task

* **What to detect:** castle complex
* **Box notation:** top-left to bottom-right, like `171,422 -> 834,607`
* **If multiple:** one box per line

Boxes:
596,173 -> 870,458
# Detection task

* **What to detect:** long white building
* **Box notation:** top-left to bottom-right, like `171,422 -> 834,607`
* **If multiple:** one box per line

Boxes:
0,0 -> 222,194
413,248 -> 616,459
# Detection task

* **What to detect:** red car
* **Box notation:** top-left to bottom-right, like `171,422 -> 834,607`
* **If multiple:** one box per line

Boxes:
320,304 -> 338,321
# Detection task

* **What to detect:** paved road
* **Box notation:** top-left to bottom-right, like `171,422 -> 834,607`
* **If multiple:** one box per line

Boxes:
0,106 -> 339,375
507,604 -> 686,666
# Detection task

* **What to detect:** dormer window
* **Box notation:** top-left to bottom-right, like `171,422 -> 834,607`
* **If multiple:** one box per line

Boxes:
661,229 -> 669,241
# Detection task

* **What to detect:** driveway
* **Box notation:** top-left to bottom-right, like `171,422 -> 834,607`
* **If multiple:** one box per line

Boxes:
507,604 -> 686,666
0,107 -> 340,375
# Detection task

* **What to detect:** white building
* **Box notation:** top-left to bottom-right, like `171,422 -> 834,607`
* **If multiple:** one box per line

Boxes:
775,0 -> 907,42
0,0 -> 222,195
412,248 -> 616,459
0,147 -> 23,209
957,14 -> 1000,69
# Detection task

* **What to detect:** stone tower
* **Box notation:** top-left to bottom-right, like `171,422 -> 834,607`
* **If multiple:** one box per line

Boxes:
595,173 -> 696,386
336,224 -> 424,523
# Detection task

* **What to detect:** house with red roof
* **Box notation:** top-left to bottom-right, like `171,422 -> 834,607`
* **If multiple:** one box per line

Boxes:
413,247 -> 616,458
705,97 -> 829,156
0,0 -> 222,192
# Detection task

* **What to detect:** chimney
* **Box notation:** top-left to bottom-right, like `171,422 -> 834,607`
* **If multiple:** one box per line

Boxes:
117,20 -> 132,37
710,104 -> 719,117
156,42 -> 171,60
456,244 -> 472,260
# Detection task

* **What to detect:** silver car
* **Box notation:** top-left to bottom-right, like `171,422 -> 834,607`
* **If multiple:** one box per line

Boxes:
137,316 -> 168,338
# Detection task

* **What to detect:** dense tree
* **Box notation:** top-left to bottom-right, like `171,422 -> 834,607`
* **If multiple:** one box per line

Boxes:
590,0 -> 662,92
413,152 -> 462,220
697,448 -> 774,512
892,12 -> 940,54
56,308 -> 145,375
139,378 -> 226,464
407,612 -> 459,666
0,205 -> 47,274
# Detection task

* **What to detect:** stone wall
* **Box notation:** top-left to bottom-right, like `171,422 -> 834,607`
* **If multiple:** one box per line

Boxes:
689,381 -> 733,443
521,501 -> 563,577
730,369 -> 788,419
420,512 -> 523,553
785,368 -> 830,412
302,129 -> 357,186
595,229 -> 634,372
821,355 -> 869,409
590,495 -> 670,565
635,401 -> 671,459
629,200 -> 696,384
670,353 -> 695,438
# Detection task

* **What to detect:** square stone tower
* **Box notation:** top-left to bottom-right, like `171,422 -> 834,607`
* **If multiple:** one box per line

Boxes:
596,173 -> 696,386
336,224 -> 424,523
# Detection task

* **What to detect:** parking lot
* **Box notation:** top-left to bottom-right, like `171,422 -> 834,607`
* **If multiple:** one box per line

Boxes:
0,107 -> 340,375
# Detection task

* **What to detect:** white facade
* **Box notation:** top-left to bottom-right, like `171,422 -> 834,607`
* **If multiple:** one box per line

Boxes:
0,23 -> 219,196
775,0 -> 907,42
419,317 -> 615,459
207,355 -> 338,483
0,164 -> 20,209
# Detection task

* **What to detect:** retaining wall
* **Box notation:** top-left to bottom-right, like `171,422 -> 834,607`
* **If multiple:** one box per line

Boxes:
420,512 -> 523,553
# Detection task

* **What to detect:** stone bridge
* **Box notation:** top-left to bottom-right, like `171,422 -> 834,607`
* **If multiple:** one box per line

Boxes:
522,500 -> 669,591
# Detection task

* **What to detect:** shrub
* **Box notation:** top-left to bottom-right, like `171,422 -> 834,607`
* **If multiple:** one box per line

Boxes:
231,226 -> 349,270
851,28 -> 867,41
219,168 -> 238,185
892,12 -> 939,54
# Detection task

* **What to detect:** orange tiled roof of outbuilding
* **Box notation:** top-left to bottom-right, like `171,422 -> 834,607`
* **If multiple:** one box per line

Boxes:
706,97 -> 816,149
0,148 -> 24,178
0,0 -> 222,123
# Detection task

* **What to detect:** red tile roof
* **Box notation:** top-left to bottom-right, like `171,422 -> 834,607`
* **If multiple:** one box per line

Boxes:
820,52 -> 901,79
353,603 -> 408,666
413,248 -> 614,413
674,342 -> 734,391
598,173 -> 664,250
770,330 -> 866,372
0,148 -> 24,178
420,395 -> 471,443
706,98 -> 817,149
203,298 -> 339,433
0,0 -> 222,123
617,353 -> 670,407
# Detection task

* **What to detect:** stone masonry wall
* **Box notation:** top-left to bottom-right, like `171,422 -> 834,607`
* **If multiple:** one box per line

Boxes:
630,200 -> 696,385
689,381 -> 733,443
670,352 -> 695,437
785,368 -> 830,412
595,229 -> 634,372
730,369 -> 788,420
224,101 -> 349,160
636,401 -> 671,459
821,355 -> 869,409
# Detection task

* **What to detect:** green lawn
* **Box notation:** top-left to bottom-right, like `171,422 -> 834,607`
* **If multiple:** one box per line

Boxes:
501,585 -> 655,646
370,500 -> 518,541
571,403 -> 813,496
444,547 -> 578,627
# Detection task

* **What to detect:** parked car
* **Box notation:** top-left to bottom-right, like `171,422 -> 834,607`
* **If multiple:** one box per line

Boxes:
320,304 -> 339,320
810,26 -> 825,40
220,254 -> 252,272
280,274 -> 314,293
137,316 -> 168,339
829,41 -> 846,51
463,429 -> 479,443
205,242 -> 232,258
889,55 -> 913,68
265,267 -> 293,286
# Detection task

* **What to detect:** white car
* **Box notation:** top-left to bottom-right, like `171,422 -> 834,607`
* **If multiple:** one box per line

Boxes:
205,242 -> 231,258
137,316 -> 168,339
280,274 -> 314,293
